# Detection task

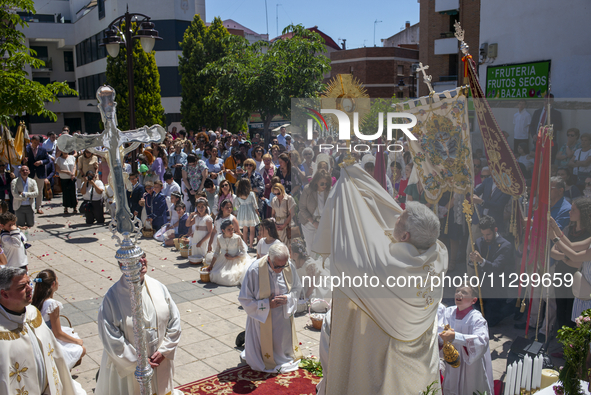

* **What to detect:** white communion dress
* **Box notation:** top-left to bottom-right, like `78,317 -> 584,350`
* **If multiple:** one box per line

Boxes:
190,214 -> 213,258
41,298 -> 84,370
209,233 -> 250,286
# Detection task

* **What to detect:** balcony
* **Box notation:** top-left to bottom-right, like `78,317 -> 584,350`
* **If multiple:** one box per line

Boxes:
435,0 -> 459,13
434,38 -> 458,55
32,57 -> 52,71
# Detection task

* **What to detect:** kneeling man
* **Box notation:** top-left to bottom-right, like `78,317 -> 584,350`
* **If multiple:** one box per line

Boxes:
95,254 -> 182,395
239,242 -> 303,373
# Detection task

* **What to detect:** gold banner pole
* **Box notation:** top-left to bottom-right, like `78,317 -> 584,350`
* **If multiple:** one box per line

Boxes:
463,199 -> 485,316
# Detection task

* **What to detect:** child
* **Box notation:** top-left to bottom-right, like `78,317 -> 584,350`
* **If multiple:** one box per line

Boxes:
164,202 -> 191,247
32,269 -> 85,370
438,284 -> 493,395
234,178 -> 259,250
186,197 -> 214,258
207,219 -> 249,286
0,212 -> 28,270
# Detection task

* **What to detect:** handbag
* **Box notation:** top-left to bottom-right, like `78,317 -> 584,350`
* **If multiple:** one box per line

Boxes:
572,270 -> 591,300
80,183 -> 94,214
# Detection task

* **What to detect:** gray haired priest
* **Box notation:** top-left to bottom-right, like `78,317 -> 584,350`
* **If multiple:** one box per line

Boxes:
312,165 -> 448,395
239,242 -> 303,373
95,253 -> 182,395
0,267 -> 87,395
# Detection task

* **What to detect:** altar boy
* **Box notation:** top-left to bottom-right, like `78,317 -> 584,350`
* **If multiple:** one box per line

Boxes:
439,285 -> 493,395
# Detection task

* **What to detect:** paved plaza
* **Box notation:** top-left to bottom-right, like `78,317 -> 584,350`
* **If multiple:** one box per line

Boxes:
25,198 -> 562,393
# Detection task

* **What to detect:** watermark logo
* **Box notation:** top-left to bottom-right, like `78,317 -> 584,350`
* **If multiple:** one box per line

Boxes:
304,108 -> 418,141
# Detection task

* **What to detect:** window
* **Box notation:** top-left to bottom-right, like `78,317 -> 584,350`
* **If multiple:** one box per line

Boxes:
75,34 -> 108,67
397,65 -> 404,76
64,51 -> 74,72
396,91 -> 404,99
98,0 -> 105,20
33,77 -> 50,86
29,45 -> 48,60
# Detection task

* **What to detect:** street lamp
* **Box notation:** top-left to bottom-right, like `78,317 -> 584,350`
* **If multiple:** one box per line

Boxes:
101,9 -> 161,173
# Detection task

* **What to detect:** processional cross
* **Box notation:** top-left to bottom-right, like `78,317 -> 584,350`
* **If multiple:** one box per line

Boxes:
416,62 -> 434,96
57,85 -> 165,235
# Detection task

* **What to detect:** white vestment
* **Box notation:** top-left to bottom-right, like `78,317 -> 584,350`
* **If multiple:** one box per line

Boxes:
312,164 -> 448,395
0,304 -> 86,395
238,257 -> 302,373
438,306 -> 493,395
95,275 -> 182,395
316,308 -> 332,395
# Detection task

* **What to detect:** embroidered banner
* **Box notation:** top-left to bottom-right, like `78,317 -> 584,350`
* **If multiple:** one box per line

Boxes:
403,91 -> 473,204
465,57 -> 526,197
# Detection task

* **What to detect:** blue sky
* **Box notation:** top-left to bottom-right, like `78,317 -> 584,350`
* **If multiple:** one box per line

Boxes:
204,0 -> 420,49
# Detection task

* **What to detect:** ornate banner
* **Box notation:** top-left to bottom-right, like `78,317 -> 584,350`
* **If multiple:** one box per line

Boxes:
465,56 -> 526,196
403,90 -> 473,204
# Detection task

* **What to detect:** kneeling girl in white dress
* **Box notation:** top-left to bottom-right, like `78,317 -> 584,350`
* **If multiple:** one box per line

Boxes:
257,218 -> 282,259
186,197 -> 214,259
438,284 -> 493,395
291,238 -> 331,304
209,198 -> 242,253
207,219 -> 250,286
32,269 -> 86,370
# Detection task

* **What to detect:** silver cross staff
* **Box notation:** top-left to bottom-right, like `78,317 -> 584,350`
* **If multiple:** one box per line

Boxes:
416,62 -> 434,95
57,85 -> 165,234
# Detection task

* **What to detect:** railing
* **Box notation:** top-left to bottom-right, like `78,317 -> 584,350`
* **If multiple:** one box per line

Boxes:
32,57 -> 52,71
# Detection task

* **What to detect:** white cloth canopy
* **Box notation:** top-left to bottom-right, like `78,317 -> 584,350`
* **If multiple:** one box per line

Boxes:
312,164 -> 448,394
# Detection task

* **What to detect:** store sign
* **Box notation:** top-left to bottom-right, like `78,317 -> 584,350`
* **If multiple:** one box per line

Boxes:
486,60 -> 550,99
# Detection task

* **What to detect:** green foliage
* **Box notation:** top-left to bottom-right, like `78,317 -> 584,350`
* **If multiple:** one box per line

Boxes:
0,0 -> 78,126
360,97 -> 403,138
555,309 -> 591,395
105,22 -> 165,131
179,16 -> 245,132
419,381 -> 440,395
200,24 -> 331,141
298,357 -> 323,377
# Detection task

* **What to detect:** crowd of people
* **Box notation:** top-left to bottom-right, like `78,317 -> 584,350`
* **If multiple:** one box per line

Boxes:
0,96 -> 585,394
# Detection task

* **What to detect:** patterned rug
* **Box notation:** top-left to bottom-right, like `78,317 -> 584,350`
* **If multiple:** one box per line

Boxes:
176,366 -> 321,394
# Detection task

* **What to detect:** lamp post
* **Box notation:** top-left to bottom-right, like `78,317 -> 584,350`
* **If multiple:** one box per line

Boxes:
101,7 -> 161,173
396,75 -> 416,99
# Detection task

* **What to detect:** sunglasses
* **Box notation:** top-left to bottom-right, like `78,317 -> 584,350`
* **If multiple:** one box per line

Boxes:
222,183 -> 230,188
269,258 -> 289,270
318,182 -> 327,187
568,134 -> 576,137
245,164 -> 254,167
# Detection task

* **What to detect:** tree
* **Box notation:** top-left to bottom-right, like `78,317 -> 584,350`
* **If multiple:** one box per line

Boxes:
0,0 -> 77,127
202,24 -> 331,142
105,22 -> 165,131
179,16 -> 246,132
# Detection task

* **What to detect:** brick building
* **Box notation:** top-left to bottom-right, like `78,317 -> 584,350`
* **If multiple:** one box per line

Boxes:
329,47 -> 419,98
418,0 -> 480,97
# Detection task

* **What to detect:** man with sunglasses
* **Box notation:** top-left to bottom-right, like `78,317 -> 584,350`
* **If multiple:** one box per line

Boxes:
238,242 -> 303,373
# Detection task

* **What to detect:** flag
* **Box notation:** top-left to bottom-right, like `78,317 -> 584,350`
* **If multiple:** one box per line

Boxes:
402,89 -> 474,205
464,56 -> 526,196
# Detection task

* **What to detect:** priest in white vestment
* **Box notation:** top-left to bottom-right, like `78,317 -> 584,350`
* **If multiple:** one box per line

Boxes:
95,254 -> 183,395
238,242 -> 303,373
0,267 -> 86,395
312,164 -> 448,395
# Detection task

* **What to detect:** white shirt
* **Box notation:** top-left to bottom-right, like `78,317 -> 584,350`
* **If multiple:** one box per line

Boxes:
42,138 -> 56,158
574,148 -> 591,174
82,180 -> 105,201
56,155 -> 76,179
162,181 -> 181,198
513,109 -> 531,140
